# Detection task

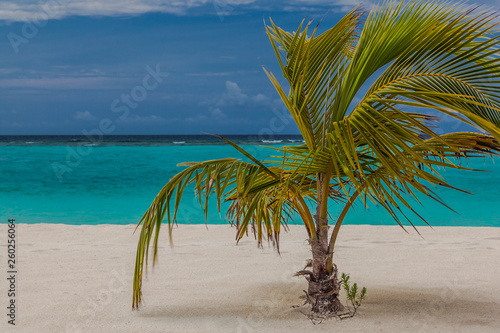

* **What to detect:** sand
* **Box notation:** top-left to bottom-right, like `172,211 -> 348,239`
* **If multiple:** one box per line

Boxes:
1,223 -> 500,332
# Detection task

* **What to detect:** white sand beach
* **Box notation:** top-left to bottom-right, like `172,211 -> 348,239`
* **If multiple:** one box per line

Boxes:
1,224 -> 500,332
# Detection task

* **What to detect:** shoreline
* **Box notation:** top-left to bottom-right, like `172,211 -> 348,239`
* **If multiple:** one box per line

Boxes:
1,224 -> 499,332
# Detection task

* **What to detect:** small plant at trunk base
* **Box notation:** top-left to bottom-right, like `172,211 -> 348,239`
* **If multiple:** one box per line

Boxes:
340,273 -> 367,318
132,0 -> 500,323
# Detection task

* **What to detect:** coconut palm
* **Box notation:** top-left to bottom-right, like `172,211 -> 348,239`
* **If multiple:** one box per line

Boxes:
133,0 -> 500,316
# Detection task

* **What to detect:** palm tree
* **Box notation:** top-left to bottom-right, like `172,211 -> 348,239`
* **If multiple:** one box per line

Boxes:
133,0 -> 500,316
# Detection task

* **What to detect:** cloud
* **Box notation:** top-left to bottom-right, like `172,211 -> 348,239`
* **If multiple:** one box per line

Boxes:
74,110 -> 96,120
2,0 -> 498,22
206,80 -> 284,111
0,0 -> 258,22
0,68 -> 22,75
0,76 -> 135,89
215,80 -> 248,107
185,113 -> 208,122
252,93 -> 270,104
250,92 -> 284,111
199,80 -> 289,128
210,107 -> 226,118
185,107 -> 226,122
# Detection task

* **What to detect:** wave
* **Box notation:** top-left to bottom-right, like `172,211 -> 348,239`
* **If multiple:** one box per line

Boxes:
173,141 -> 186,144
261,140 -> 283,143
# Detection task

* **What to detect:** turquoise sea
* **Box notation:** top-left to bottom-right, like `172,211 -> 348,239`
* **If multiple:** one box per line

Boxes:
1,135 -> 499,227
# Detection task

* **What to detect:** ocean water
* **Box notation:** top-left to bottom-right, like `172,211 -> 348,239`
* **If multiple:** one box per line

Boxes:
1,135 -> 499,227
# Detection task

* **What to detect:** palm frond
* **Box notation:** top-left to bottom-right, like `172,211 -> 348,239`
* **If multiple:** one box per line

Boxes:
265,8 -> 363,149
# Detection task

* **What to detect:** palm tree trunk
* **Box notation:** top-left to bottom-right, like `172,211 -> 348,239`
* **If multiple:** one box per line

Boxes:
303,172 -> 343,314
305,218 -> 343,314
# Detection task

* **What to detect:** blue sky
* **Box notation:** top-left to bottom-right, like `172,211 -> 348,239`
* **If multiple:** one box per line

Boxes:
0,0 -> 498,135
